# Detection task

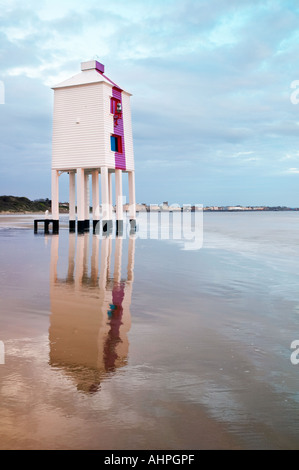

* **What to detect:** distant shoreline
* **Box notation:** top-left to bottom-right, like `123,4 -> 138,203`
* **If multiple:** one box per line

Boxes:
0,208 -> 298,215
202,207 -> 299,212
1,195 -> 298,214
0,211 -> 47,215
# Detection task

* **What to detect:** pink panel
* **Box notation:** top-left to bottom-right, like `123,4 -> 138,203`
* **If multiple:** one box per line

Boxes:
95,61 -> 105,73
95,68 -> 119,87
112,87 -> 126,170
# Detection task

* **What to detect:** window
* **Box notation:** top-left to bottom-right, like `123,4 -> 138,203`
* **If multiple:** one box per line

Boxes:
110,135 -> 118,152
110,97 -> 122,124
110,97 -> 120,114
111,135 -> 122,153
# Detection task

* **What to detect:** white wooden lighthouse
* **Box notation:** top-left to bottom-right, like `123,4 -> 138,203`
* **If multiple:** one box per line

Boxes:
51,60 -> 136,233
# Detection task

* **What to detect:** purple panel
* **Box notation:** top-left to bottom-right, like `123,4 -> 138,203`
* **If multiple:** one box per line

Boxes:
103,282 -> 125,372
95,61 -> 105,73
95,68 -> 120,88
112,282 -> 125,307
112,87 -> 126,170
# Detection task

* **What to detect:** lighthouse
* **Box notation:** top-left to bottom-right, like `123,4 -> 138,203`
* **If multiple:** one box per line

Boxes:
49,233 -> 135,391
51,60 -> 136,234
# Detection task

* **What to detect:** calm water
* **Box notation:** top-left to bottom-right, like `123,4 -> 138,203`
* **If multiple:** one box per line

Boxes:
0,212 -> 299,450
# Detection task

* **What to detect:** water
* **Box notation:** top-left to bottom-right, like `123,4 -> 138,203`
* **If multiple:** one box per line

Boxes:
0,212 -> 299,450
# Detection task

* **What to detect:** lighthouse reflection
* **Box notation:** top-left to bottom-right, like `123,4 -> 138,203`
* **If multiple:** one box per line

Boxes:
49,233 -> 135,393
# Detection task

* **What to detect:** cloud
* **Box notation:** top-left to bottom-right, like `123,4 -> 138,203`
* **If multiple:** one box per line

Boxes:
230,151 -> 255,158
0,0 -> 299,205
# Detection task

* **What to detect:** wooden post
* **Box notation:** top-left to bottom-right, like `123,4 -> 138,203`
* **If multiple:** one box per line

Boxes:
128,171 -> 136,231
115,169 -> 123,235
101,167 -> 110,232
108,171 -> 113,229
51,169 -> 59,233
84,172 -> 90,231
92,169 -> 100,233
114,235 -> 123,284
77,168 -> 85,233
69,171 -> 76,232
67,233 -> 76,282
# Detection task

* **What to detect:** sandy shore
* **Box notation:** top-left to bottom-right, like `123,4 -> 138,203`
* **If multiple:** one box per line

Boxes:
0,213 -> 43,228
0,211 -> 46,215
0,213 -> 70,229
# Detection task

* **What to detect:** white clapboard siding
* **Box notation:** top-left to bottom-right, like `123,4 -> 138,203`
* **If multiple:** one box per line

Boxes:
52,82 -> 114,170
122,91 -> 135,171
102,84 -> 116,169
52,66 -> 134,173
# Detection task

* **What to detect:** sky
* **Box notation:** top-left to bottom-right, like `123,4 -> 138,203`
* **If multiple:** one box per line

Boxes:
0,0 -> 299,207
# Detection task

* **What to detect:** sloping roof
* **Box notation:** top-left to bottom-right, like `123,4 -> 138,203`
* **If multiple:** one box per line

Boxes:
52,60 -> 129,92
52,69 -> 120,89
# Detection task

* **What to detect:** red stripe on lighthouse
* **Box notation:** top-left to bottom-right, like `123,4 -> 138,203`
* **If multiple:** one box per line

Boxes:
112,87 -> 126,170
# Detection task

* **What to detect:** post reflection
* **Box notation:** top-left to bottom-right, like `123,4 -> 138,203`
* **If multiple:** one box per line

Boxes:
49,233 -> 135,394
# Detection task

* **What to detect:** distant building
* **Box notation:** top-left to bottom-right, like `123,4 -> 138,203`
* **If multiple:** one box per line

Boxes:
149,204 -> 160,212
136,203 -> 147,212
161,201 -> 169,211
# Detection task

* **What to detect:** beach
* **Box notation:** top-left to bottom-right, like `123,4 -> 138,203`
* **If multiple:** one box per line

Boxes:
0,212 -> 299,450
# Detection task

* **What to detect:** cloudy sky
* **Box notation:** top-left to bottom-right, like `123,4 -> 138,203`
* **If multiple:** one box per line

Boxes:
0,0 -> 299,206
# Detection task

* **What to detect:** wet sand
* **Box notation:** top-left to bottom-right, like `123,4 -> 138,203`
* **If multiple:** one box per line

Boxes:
0,213 -> 299,449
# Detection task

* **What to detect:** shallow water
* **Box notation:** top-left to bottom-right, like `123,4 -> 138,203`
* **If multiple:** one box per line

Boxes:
0,212 -> 299,450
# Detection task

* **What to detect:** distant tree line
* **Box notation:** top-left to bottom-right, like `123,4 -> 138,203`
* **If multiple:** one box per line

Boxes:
0,196 -> 51,213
